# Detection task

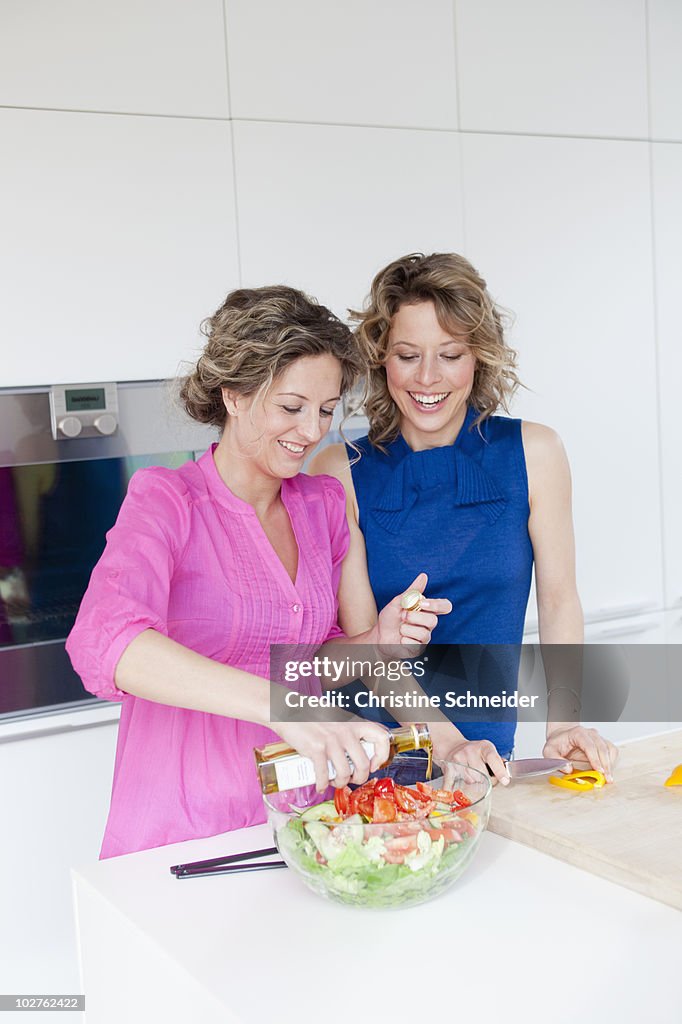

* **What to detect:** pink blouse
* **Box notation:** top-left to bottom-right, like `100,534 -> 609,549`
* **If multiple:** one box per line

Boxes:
66,446 -> 349,858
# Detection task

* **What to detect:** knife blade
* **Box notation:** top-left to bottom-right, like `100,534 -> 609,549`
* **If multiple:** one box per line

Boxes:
504,757 -> 572,779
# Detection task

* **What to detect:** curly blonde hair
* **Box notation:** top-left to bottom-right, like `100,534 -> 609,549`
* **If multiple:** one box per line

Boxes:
180,285 -> 363,428
352,253 -> 521,449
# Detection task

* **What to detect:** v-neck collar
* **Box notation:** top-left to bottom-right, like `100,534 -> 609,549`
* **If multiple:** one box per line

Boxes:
199,445 -> 303,593
266,483 -> 303,595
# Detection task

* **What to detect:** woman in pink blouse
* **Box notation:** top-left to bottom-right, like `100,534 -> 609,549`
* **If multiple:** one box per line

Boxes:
67,286 -> 451,858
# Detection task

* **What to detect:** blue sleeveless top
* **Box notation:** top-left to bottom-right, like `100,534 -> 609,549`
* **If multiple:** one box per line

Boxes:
346,405 -> 533,756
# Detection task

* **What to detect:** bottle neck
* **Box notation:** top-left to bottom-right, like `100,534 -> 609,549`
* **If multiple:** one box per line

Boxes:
390,723 -> 430,753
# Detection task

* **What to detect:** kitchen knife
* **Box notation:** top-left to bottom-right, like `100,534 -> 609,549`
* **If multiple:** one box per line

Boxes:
502,757 -> 572,780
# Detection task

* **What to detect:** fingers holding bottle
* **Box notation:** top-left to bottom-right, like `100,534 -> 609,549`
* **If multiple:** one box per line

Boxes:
273,720 -> 391,792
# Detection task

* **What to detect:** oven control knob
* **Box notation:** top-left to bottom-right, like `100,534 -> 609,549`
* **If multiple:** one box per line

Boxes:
94,413 -> 117,436
59,416 -> 82,438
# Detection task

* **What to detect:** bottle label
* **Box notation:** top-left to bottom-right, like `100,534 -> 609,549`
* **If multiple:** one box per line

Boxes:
273,740 -> 376,792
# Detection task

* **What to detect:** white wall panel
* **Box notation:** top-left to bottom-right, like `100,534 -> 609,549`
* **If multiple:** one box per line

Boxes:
0,0 -> 229,117
233,121 -> 463,321
461,133 -> 661,618
0,109 -> 239,386
663,613 -> 682,725
455,0 -> 648,138
652,144 -> 682,609
648,1 -> 682,140
665,609 -> 682,644
225,0 -> 457,129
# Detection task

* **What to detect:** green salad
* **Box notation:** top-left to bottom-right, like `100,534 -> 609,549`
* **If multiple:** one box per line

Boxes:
274,778 -> 482,908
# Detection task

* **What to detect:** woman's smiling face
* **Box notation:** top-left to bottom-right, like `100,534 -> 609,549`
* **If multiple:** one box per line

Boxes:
223,353 -> 342,479
384,301 -> 477,450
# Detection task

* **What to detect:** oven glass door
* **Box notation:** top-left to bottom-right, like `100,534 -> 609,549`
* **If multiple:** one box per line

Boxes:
0,451 -> 195,718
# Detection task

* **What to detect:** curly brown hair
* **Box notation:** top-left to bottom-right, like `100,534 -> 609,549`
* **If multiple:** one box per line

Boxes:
180,285 -> 363,428
352,253 -> 522,449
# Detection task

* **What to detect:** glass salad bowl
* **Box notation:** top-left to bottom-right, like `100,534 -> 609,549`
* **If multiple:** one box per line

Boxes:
264,758 -> 492,909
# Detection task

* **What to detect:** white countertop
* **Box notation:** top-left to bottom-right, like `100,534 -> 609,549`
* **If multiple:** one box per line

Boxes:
72,817 -> 681,1024
0,701 -> 120,741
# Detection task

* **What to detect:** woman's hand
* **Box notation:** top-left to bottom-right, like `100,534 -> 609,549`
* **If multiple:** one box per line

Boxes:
435,736 -> 510,787
374,573 -> 452,654
543,725 -> 618,783
273,719 -> 391,792
427,720 -> 470,761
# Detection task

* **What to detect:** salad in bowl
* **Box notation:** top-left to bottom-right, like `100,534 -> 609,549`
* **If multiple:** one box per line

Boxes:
265,760 -> 491,908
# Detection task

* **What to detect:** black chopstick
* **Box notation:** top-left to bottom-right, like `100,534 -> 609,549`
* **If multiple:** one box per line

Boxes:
175,859 -> 287,879
170,845 -> 279,876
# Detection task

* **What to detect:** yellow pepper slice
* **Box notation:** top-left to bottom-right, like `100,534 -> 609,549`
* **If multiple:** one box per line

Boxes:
549,769 -> 606,791
664,764 -> 682,787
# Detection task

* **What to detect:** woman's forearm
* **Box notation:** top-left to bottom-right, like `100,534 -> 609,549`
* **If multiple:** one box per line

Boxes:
114,630 -> 398,788
114,629 -> 272,726
537,592 -> 585,736
537,591 -> 583,644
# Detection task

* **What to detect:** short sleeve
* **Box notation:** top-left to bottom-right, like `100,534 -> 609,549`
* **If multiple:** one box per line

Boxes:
66,468 -> 191,701
321,475 -> 350,642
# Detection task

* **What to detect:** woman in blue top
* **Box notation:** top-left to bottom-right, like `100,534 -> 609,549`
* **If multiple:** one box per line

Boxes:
310,252 -> 617,785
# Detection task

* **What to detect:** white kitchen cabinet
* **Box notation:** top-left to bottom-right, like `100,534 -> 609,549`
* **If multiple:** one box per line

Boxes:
0,0 -> 229,118
461,132 -> 662,621
225,0 -> 457,130
664,608 -> 682,644
583,613 -> 665,644
648,0 -> 682,140
0,109 -> 239,387
0,717 -> 118,996
652,144 -> 682,611
455,0 -> 648,138
232,121 -> 463,323
524,613 -> 666,649
664,609 -> 682,727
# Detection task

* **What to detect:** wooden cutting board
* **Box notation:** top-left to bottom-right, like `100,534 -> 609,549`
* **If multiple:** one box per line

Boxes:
487,730 -> 682,910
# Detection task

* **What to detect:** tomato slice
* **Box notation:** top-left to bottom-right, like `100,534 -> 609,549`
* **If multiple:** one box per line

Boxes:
383,834 -> 419,863
394,785 -> 419,813
374,777 -> 395,800
334,786 -> 351,817
390,820 -> 422,836
385,834 -> 418,855
347,778 -> 380,819
434,788 -> 456,803
454,815 -> 476,837
417,782 -> 472,809
373,796 -> 397,823
428,826 -> 461,845
410,784 -> 433,804
349,790 -> 375,818
452,790 -> 472,808
359,795 -> 376,818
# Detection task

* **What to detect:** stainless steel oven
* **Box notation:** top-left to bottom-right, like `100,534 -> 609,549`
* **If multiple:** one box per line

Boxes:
0,381 -> 216,721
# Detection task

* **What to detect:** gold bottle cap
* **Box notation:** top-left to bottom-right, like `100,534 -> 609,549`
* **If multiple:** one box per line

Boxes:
400,589 -> 423,612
